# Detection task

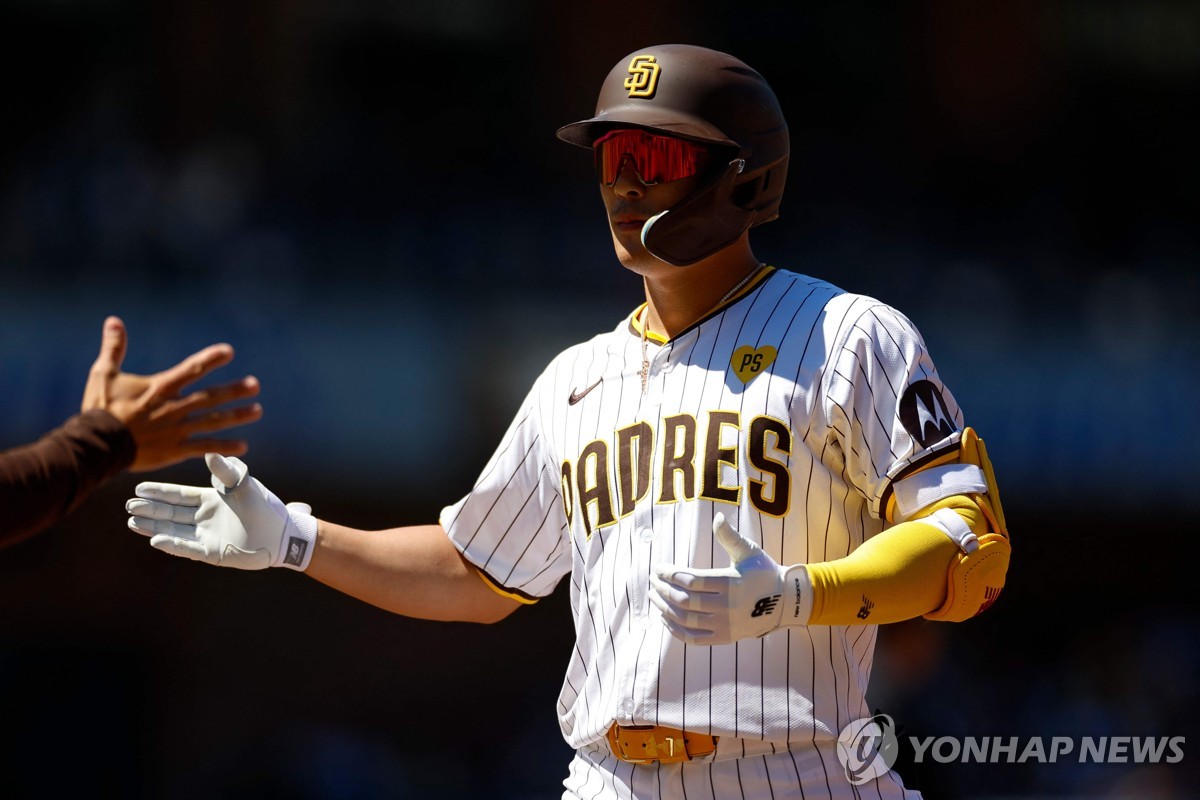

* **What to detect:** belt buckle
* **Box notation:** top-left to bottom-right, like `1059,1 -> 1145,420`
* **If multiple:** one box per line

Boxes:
607,724 -> 692,765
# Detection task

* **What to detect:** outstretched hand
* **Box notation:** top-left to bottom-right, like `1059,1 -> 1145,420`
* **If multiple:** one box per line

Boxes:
126,453 -> 317,571
81,316 -> 262,472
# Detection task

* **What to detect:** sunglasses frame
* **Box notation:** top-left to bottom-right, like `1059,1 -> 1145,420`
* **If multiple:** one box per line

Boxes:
594,130 -> 711,187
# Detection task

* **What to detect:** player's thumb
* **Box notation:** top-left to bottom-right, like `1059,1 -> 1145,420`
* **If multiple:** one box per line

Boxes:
94,315 -> 128,372
713,513 -> 758,564
207,453 -> 249,492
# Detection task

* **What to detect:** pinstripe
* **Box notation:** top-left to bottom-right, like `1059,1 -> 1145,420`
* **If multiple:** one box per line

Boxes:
468,412 -> 536,491
513,520 -> 569,591
441,269 -> 948,798
459,432 -> 542,551
728,283 -> 770,743
704,297 -> 743,735
440,411 -> 536,533
593,752 -> 613,800
481,462 -> 549,569
498,487 -> 561,584
814,742 -> 834,799
651,460 -> 666,727
764,277 -> 827,748
565,561 -> 598,726
851,354 -> 901,462
789,749 -> 807,798
620,759 -> 636,799
565,752 -> 585,798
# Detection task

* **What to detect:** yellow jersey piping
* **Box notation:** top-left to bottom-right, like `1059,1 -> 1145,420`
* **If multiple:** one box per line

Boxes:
626,265 -> 778,345
470,564 -> 539,605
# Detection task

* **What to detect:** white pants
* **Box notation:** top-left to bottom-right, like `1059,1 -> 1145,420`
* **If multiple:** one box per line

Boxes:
562,740 -> 922,800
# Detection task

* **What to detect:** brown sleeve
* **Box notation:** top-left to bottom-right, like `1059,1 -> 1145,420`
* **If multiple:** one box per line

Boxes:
0,409 -> 137,548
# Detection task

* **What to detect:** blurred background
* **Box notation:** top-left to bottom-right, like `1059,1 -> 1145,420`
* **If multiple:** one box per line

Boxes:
1,1 -> 1197,797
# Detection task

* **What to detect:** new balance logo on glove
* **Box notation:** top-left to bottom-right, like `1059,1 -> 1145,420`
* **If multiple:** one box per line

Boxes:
751,595 -> 781,617
284,537 -> 309,567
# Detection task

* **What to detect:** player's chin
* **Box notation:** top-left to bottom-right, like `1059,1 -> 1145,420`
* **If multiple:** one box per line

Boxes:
610,232 -> 656,273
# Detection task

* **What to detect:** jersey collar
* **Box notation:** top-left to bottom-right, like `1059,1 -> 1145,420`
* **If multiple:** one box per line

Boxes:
626,265 -> 777,345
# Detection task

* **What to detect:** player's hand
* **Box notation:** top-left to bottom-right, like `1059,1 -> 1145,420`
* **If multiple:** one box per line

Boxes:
81,316 -> 262,472
126,454 -> 317,571
649,514 -> 811,646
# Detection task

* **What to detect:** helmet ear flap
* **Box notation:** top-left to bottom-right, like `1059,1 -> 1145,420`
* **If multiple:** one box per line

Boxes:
641,158 -> 756,266
732,164 -> 787,221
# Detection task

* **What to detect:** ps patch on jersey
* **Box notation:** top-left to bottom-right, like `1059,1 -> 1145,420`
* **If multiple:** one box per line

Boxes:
899,380 -> 956,447
731,345 -> 777,383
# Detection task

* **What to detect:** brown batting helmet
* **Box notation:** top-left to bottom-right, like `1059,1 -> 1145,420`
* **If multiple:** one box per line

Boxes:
557,44 -> 789,266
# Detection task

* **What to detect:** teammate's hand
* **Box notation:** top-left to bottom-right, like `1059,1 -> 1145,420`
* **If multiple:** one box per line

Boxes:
81,316 -> 262,472
126,454 -> 317,571
649,514 -> 811,645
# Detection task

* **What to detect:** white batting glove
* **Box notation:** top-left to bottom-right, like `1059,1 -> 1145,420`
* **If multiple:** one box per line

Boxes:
649,514 -> 813,646
126,454 -> 317,571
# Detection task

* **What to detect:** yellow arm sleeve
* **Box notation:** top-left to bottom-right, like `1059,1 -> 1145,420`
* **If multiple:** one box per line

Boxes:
805,495 -> 988,626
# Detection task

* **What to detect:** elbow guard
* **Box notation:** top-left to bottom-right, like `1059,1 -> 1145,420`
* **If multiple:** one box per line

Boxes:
888,427 -> 1011,622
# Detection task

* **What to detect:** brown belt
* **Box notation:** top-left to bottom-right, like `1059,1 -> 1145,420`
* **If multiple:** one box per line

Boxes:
606,723 -> 719,764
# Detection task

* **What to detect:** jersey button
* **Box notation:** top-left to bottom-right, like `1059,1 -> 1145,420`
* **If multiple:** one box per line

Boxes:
639,528 -> 654,543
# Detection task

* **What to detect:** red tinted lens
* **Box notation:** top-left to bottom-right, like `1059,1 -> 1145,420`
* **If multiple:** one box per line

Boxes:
595,130 -> 705,186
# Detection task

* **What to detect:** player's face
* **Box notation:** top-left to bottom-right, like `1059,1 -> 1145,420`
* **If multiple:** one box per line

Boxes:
597,131 -> 709,273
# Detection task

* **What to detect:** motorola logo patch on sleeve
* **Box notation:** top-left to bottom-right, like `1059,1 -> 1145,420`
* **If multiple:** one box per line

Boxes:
899,380 -> 956,447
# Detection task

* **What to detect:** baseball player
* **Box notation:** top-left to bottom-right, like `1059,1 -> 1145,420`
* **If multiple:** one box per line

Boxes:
125,45 -> 1010,799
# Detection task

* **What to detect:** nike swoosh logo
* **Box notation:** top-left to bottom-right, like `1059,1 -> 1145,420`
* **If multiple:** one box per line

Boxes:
568,378 -> 602,405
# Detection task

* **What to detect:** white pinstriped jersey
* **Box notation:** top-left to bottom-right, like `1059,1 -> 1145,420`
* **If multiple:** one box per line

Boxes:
441,266 -> 964,755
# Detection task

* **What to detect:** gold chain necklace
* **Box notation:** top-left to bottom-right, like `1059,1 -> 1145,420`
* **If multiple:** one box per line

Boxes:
640,263 -> 766,395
